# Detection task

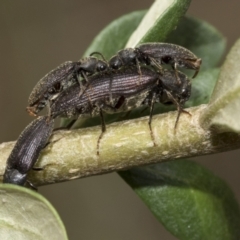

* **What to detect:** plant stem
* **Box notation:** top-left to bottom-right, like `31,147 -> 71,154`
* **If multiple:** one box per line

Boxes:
1,104 -> 240,186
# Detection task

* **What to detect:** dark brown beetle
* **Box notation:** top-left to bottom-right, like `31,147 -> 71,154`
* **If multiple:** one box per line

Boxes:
50,67 -> 161,118
143,69 -> 192,134
159,69 -> 192,129
49,66 -> 191,154
3,116 -> 54,186
50,66 -> 160,154
27,61 -> 77,117
27,56 -> 108,116
109,42 -> 201,83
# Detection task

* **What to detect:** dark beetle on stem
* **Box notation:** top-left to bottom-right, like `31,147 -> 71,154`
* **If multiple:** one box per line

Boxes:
50,66 -> 191,155
144,69 -> 192,132
50,66 -> 161,155
27,61 -> 78,117
160,69 -> 192,129
27,56 -> 108,116
3,116 -> 54,186
50,66 -> 161,119
26,42 -> 199,116
109,42 -> 201,82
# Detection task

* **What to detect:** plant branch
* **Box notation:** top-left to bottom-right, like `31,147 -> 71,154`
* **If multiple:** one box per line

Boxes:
0,104 -> 240,187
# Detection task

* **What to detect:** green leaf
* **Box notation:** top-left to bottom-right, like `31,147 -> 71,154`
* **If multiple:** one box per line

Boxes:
63,0 -> 192,128
119,160 -> 240,240
187,68 -> 220,107
167,16 -> 226,70
0,184 -> 68,240
127,0 -> 192,47
200,38 -> 240,132
84,0 -> 192,59
83,10 -> 146,59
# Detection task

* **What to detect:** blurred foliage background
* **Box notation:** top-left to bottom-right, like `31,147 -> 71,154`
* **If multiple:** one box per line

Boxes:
0,1 -> 240,239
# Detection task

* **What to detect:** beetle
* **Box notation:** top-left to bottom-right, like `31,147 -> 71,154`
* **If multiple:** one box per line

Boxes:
27,56 -> 108,116
49,66 -> 191,154
79,43 -> 199,102
108,42 -> 201,83
159,69 -> 192,129
143,69 -> 192,134
49,66 -> 161,154
3,116 -> 54,186
27,61 -> 77,117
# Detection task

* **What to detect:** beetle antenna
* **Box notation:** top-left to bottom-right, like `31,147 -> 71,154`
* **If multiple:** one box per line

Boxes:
90,52 -> 107,62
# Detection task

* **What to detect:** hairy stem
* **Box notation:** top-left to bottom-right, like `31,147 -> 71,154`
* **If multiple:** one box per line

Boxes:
0,104 -> 240,186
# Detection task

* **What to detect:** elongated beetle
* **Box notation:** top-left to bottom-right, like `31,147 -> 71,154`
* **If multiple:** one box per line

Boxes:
50,66 -> 161,118
27,57 -> 108,116
27,61 -> 77,117
109,42 -> 201,83
137,43 -> 201,78
27,43 -> 199,116
50,66 -> 191,154
3,116 -> 54,186
50,66 -> 160,154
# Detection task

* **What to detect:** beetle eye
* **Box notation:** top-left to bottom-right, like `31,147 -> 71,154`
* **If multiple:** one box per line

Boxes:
112,63 -> 118,69
54,82 -> 61,91
162,56 -> 172,63
48,88 -> 55,94
109,56 -> 122,70
97,64 -> 107,71
181,88 -> 189,98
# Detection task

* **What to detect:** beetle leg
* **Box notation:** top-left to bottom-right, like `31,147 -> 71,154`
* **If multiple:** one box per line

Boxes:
78,71 -> 88,97
164,90 -> 190,132
26,180 -> 38,191
192,58 -> 202,78
108,73 -> 113,105
148,91 -> 157,146
96,108 -> 106,156
32,166 -> 43,171
136,58 -> 142,86
192,68 -> 199,78
173,62 -> 181,85
149,57 -> 164,76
